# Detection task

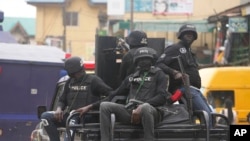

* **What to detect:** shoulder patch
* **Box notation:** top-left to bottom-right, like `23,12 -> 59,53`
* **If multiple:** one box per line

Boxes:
129,77 -> 133,82
179,48 -> 187,54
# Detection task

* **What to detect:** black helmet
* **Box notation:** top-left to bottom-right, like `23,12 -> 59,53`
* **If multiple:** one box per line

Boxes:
177,24 -> 197,40
64,56 -> 84,74
133,47 -> 157,64
125,30 -> 148,48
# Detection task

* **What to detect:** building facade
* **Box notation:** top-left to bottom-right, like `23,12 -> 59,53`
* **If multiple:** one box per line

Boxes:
27,0 -> 243,61
1,17 -> 36,44
208,2 -> 250,65
28,0 -> 106,61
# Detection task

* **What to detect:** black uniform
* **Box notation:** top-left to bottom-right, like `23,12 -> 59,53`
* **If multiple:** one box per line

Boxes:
100,47 -> 170,141
156,24 -> 212,128
118,47 -> 141,82
100,67 -> 170,141
156,41 -> 201,93
117,67 -> 169,106
58,74 -> 113,111
118,30 -> 148,83
41,56 -> 114,141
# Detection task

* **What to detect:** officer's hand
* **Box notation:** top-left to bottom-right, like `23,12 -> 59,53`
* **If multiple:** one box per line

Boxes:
75,105 -> 92,117
54,110 -> 63,122
131,105 -> 142,124
75,107 -> 88,117
174,71 -> 182,79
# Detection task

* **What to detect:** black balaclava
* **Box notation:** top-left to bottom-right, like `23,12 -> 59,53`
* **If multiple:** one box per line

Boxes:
69,70 -> 86,81
137,58 -> 153,72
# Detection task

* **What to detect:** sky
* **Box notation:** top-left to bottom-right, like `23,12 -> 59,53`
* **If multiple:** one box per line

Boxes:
0,0 -> 36,18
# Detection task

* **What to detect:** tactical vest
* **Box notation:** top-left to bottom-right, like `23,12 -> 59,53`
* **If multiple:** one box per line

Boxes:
66,75 -> 99,110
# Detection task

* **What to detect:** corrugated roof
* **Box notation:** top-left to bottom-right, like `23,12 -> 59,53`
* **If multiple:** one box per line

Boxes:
1,17 -> 36,36
208,2 -> 250,23
0,43 -> 65,63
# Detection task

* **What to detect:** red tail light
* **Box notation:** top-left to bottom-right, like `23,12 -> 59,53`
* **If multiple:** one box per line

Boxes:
84,61 -> 95,70
65,53 -> 71,59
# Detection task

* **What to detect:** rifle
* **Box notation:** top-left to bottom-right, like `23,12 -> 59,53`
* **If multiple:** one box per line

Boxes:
174,55 -> 193,122
102,38 -> 130,54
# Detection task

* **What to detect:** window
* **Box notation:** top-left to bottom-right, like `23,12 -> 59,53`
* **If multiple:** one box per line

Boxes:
65,12 -> 78,26
207,90 -> 235,108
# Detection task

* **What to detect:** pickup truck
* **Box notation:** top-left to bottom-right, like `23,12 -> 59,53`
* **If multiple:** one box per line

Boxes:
31,75 -> 229,141
30,36 -> 230,141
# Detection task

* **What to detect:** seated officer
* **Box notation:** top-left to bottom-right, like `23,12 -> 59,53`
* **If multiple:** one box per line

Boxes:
41,56 -> 113,141
99,47 -> 172,141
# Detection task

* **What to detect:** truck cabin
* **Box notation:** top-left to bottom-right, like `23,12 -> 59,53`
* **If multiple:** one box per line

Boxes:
199,66 -> 250,124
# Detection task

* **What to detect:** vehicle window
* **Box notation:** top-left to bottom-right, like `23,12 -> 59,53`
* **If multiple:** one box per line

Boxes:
207,90 -> 235,108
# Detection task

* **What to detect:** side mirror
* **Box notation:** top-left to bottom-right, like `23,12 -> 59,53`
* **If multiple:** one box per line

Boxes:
37,106 -> 47,119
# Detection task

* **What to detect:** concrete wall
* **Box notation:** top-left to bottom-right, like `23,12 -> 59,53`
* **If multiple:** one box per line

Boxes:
35,0 -> 105,61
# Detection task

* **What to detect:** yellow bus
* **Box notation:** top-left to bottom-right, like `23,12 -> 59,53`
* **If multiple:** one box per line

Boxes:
199,66 -> 250,124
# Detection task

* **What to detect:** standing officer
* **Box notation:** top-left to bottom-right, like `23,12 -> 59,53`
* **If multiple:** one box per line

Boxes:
118,30 -> 148,83
156,24 -> 212,126
41,56 -> 113,141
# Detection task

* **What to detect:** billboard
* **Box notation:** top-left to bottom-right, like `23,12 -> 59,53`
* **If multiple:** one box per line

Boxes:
152,0 -> 193,15
228,17 -> 248,33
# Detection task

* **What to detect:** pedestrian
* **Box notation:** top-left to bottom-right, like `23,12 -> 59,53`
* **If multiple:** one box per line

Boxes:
156,24 -> 213,127
100,47 -> 171,141
214,46 -> 225,64
118,30 -> 148,83
218,99 -> 237,124
40,56 -> 113,141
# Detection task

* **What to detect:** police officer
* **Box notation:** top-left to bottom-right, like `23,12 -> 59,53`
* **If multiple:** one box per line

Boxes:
118,30 -> 148,83
41,56 -> 113,141
156,24 -> 212,126
100,47 -> 171,141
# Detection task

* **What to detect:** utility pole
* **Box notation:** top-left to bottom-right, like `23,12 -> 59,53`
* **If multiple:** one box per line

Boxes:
62,4 -> 67,52
130,0 -> 134,32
